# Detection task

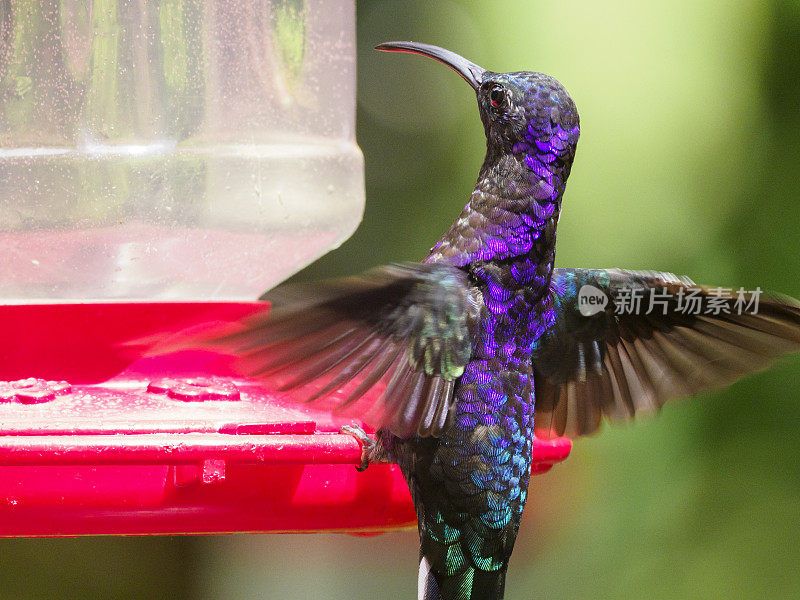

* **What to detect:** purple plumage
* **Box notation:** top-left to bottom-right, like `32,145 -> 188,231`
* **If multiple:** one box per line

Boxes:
393,65 -> 580,599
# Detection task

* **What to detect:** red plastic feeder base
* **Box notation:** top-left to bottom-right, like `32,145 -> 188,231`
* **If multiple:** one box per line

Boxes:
0,302 -> 571,537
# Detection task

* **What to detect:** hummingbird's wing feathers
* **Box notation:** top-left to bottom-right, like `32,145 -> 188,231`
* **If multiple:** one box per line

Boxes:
201,263 -> 482,438
532,268 -> 800,438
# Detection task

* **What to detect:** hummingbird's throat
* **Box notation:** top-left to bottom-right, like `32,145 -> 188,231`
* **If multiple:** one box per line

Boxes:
426,152 -> 567,271
478,152 -> 564,227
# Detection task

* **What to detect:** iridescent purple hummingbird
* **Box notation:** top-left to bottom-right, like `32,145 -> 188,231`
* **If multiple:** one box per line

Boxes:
188,43 -> 800,600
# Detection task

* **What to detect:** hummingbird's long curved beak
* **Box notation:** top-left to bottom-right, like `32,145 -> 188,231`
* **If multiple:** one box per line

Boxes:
375,41 -> 486,91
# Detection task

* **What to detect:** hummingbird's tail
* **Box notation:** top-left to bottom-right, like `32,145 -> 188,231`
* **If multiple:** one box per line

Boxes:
418,555 -> 440,600
418,553 -> 507,600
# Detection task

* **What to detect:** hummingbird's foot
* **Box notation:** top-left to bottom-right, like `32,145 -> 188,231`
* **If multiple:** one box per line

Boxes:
340,424 -> 381,472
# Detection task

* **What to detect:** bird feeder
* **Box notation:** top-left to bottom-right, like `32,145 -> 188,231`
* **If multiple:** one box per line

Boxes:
0,0 -> 570,537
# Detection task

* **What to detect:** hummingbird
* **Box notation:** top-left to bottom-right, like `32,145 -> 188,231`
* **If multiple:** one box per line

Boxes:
183,43 -> 800,599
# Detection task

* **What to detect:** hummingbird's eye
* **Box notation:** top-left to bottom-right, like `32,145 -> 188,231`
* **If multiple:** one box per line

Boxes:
489,86 -> 506,109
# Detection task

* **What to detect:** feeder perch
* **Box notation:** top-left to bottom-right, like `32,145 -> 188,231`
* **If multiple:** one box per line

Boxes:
0,302 -> 571,536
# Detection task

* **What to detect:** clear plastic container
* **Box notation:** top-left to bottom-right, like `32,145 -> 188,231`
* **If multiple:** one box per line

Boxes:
0,0 -> 364,300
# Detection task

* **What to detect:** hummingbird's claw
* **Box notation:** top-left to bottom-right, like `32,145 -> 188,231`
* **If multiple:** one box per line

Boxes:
340,424 -> 377,472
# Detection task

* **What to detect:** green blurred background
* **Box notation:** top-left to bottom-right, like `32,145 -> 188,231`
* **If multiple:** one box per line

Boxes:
2,0 -> 800,598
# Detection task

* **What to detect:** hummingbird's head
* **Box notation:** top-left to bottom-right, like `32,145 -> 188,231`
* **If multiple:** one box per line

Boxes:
377,42 -> 580,205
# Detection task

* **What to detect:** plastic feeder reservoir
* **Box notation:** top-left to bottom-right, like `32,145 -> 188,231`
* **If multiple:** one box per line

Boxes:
0,0 -> 570,537
0,0 -> 364,300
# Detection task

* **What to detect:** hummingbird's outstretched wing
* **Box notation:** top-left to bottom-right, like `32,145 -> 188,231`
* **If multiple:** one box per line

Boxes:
195,263 -> 482,438
531,268 -> 800,438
